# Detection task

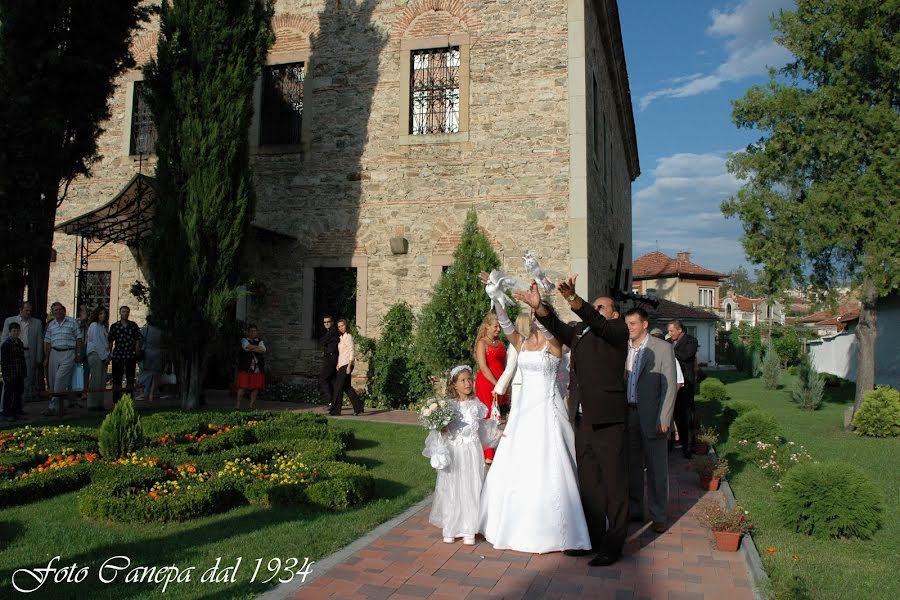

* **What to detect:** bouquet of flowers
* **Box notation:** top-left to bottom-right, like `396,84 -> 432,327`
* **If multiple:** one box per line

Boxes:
418,399 -> 455,430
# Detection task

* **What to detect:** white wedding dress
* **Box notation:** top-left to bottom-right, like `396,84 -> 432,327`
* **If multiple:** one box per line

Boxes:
478,342 -> 592,553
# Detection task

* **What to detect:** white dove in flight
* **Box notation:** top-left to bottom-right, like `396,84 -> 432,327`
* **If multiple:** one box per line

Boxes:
485,269 -> 518,309
523,250 -> 555,294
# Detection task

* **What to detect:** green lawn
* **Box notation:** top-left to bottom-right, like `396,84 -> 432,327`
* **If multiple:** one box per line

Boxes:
0,417 -> 434,599
697,373 -> 900,600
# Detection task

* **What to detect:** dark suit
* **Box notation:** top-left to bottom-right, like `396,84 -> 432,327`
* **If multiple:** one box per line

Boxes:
537,302 -> 629,557
671,333 -> 698,455
318,328 -> 339,401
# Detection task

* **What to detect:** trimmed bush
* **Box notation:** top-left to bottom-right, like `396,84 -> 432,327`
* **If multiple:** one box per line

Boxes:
730,411 -> 782,457
0,463 -> 94,508
777,462 -> 883,540
304,461 -> 374,509
724,399 -> 760,418
852,386 -> 900,437
699,378 -> 728,402
98,395 -> 145,459
0,452 -> 42,480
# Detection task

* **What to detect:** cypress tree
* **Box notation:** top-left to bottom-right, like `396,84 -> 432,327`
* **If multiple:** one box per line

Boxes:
143,0 -> 274,409
415,209 -> 505,376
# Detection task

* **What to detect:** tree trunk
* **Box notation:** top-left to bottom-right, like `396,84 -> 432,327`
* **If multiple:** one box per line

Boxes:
852,290 -> 878,418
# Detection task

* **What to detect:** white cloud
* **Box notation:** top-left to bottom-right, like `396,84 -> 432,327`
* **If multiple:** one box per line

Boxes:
638,0 -> 794,110
633,152 -> 751,272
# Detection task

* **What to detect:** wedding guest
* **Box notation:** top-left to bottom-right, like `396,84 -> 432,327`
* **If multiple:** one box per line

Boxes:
318,314 -> 339,404
71,303 -> 91,408
474,312 -> 507,462
138,315 -> 164,403
625,308 -> 677,533
668,319 -> 699,458
235,324 -> 266,410
85,307 -> 110,411
108,306 -> 142,403
423,365 -> 501,545
42,302 -> 83,416
651,328 -> 684,390
2,300 -> 43,408
328,319 -> 363,416
1,322 -> 27,421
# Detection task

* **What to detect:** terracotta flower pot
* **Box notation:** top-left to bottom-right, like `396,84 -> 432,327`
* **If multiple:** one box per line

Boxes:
693,442 -> 709,455
713,530 -> 742,552
699,476 -> 721,491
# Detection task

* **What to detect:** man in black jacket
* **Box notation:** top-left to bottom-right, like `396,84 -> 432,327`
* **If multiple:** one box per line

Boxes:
318,315 -> 339,405
667,320 -> 698,458
517,276 -> 629,567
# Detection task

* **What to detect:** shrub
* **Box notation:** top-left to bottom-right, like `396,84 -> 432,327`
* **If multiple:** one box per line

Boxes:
367,302 -> 433,408
852,386 -> 900,437
761,345 -> 781,389
699,378 -> 728,402
724,399 -> 760,419
774,328 -> 802,367
0,463 -> 93,508
98,395 -> 145,459
303,461 -> 374,509
777,462 -> 883,540
730,411 -> 782,458
0,452 -> 42,480
695,496 -> 751,533
691,455 -> 729,479
414,208 -> 504,376
821,373 -> 848,388
791,357 -> 825,411
188,426 -> 257,454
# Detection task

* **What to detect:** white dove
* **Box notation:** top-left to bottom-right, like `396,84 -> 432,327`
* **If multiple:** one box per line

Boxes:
484,269 -> 518,309
523,250 -> 555,294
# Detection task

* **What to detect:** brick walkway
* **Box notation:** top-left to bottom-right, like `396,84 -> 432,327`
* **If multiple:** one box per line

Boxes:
290,451 -> 758,600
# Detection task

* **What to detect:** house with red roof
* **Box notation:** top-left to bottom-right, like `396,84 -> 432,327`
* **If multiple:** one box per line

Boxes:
631,251 -> 726,310
720,291 -> 785,331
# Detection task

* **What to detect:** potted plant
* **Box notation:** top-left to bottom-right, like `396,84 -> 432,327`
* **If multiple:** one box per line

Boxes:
691,455 -> 729,490
695,497 -> 751,551
693,425 -> 718,455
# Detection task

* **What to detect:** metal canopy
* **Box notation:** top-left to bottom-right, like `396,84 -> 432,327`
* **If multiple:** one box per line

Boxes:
56,173 -> 156,244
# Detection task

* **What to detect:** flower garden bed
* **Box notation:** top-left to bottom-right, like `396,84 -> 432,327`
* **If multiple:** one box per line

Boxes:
0,411 -> 372,522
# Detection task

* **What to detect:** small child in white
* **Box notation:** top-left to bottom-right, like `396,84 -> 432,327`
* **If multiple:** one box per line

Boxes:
424,365 -> 501,545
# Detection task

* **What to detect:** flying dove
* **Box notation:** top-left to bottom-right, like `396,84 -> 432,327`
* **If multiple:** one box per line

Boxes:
523,250 -> 555,294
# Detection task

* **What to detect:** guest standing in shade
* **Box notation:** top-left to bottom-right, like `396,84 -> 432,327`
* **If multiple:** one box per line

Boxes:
42,302 -> 83,416
318,314 -> 339,404
108,306 -> 142,403
85,307 -> 110,411
1,301 -> 43,411
328,319 -> 363,416
138,315 -> 164,404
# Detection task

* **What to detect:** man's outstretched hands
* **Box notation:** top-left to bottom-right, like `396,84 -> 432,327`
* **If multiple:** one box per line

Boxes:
513,281 -> 542,309
557,275 -> 577,300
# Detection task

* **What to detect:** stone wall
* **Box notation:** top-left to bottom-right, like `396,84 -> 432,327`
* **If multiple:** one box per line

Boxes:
48,0 -> 637,381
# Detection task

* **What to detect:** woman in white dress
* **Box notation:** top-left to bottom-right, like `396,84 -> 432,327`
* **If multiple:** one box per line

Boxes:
479,302 -> 591,553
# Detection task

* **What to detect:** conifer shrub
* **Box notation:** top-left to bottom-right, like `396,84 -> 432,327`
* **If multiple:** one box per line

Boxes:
699,378 -> 728,402
98,395 -> 146,459
791,357 -> 825,411
852,386 -> 900,437
777,462 -> 883,540
367,302 -> 433,408
761,345 -> 781,389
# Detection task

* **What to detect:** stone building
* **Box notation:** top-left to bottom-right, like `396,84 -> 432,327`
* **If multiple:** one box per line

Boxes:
51,0 -> 640,380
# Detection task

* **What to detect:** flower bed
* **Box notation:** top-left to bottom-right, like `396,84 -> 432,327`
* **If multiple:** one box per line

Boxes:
0,411 -> 373,521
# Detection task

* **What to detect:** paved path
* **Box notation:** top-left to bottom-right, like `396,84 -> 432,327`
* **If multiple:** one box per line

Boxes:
288,450 -> 758,600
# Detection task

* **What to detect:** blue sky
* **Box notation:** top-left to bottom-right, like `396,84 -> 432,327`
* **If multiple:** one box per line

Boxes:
618,0 -> 795,273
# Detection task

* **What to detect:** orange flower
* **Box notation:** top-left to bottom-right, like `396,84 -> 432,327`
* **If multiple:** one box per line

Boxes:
791,555 -> 801,561
185,464 -> 197,473
148,490 -> 159,500
766,547 -> 777,554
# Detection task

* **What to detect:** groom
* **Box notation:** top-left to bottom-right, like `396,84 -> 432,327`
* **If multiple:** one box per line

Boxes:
516,276 -> 629,566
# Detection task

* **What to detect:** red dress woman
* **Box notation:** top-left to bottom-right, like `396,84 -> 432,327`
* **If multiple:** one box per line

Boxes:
474,313 -> 508,462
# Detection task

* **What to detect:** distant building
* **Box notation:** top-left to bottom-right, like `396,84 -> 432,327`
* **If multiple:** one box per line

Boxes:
631,251 -> 725,310
643,298 -> 719,366
720,292 -> 785,331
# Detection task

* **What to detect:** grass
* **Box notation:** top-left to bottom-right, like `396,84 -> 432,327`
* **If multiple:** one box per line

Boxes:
696,372 -> 899,600
0,416 -> 434,599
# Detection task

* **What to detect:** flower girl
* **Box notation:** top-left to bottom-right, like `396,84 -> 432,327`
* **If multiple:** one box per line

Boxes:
423,365 -> 501,544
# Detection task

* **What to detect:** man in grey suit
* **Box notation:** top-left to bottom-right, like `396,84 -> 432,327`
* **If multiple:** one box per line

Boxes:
624,307 -> 677,533
2,301 -> 44,408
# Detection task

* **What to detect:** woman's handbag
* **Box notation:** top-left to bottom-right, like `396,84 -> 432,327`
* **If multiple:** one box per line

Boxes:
160,361 -> 177,386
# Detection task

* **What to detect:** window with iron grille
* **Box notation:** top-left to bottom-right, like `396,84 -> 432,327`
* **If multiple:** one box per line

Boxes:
410,47 -> 460,135
129,81 -> 157,155
80,271 -> 112,311
260,62 -> 305,146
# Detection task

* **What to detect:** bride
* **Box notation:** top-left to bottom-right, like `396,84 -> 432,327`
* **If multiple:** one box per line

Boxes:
478,282 -> 591,553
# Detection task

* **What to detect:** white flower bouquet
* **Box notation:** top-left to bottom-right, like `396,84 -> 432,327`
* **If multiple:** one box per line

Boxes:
418,399 -> 455,430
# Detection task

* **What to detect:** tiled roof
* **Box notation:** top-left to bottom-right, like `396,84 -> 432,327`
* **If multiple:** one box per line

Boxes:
796,300 -> 861,325
632,251 -> 726,280
647,298 -> 720,321
729,294 -> 760,312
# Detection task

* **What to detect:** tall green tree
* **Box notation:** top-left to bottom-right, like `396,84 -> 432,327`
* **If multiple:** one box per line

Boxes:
722,0 -> 900,413
0,0 -> 150,318
143,0 -> 273,410
415,209 -> 503,376
722,265 -> 762,298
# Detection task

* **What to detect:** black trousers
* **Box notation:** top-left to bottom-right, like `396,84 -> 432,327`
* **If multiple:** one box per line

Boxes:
329,365 -> 363,415
111,358 -> 136,403
2,377 -> 24,418
673,382 -> 695,454
575,418 -> 628,556
319,353 -> 338,402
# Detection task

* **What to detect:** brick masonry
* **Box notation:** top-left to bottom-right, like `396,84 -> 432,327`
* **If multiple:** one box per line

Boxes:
48,0 -> 639,379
